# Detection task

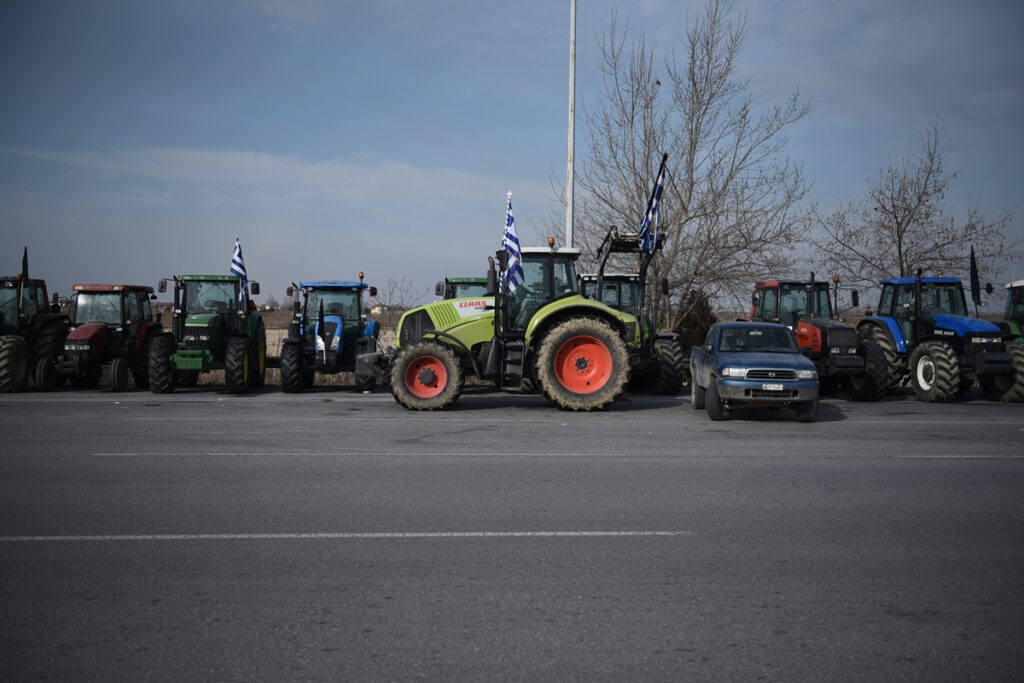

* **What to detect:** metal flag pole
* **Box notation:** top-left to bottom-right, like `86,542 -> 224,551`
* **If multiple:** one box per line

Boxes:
565,0 -> 576,249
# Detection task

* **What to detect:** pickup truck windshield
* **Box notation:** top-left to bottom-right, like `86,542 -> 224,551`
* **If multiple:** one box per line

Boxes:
720,327 -> 798,353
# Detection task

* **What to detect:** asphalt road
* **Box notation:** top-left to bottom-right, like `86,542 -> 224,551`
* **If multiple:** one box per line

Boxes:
2,385 -> 1023,681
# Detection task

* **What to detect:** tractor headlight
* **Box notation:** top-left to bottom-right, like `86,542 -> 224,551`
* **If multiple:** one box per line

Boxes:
798,369 -> 818,380
721,367 -> 747,378
971,336 -> 1001,345
65,341 -> 90,352
183,334 -> 209,342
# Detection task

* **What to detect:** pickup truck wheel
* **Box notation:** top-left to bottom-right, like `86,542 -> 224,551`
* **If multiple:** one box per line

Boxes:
795,399 -> 818,423
909,341 -> 957,402
534,317 -> 629,411
690,379 -> 706,409
390,340 -> 463,410
705,379 -> 729,421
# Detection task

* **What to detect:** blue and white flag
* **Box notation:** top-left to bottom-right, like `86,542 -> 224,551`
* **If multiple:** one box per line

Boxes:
231,236 -> 248,305
637,153 -> 668,253
502,192 -> 525,294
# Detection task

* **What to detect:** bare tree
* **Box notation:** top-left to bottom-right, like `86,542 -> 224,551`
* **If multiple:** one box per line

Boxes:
813,120 -> 1019,294
569,0 -> 811,329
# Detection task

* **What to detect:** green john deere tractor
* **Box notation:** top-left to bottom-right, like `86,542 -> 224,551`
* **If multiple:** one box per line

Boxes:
381,242 -> 640,411
578,227 -> 686,395
435,276 -> 489,300
148,274 -> 266,393
1000,279 -> 1024,341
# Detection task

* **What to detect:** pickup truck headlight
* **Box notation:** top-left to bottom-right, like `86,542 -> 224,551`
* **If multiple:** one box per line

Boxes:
721,367 -> 747,378
797,369 -> 818,380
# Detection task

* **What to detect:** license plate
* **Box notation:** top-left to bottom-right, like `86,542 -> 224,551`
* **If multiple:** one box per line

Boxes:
761,383 -> 784,391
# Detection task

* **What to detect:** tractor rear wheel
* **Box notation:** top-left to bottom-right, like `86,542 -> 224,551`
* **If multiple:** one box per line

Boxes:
534,317 -> 629,411
909,341 -> 958,402
390,340 -> 463,410
705,379 -> 729,421
654,337 -> 686,395
32,320 -> 67,383
110,357 -> 130,392
0,335 -> 29,393
280,342 -> 304,393
979,341 -> 1024,402
149,334 -> 176,394
225,336 -> 250,394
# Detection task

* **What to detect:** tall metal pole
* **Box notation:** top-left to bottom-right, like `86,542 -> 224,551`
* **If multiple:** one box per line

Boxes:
565,0 -> 576,249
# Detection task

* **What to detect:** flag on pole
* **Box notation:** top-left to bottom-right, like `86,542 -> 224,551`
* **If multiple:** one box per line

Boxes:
502,192 -> 525,294
637,153 -> 669,253
231,236 -> 248,305
969,244 -> 982,308
21,246 -> 28,280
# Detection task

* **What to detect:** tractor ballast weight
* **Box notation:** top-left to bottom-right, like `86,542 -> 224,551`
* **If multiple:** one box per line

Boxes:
387,242 -> 640,411
747,275 -> 882,400
148,274 -> 266,394
579,225 -> 686,395
280,277 -> 380,392
0,250 -> 69,393
58,284 -> 163,391
856,273 -> 1024,402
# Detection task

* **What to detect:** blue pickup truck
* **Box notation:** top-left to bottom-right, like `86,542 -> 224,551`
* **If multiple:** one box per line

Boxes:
690,321 -> 820,422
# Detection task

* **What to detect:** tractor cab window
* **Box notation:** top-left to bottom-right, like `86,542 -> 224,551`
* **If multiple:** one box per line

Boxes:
19,284 -> 45,320
0,285 -> 17,325
919,284 -> 967,318
878,285 -> 894,317
508,255 -> 578,331
74,292 -> 123,325
450,282 -> 488,299
306,290 -> 360,322
1006,287 -> 1024,323
893,285 -> 916,319
598,281 -> 641,318
185,281 -> 238,315
812,287 -> 833,318
758,287 -> 779,320
778,286 -> 808,328
127,291 -> 148,323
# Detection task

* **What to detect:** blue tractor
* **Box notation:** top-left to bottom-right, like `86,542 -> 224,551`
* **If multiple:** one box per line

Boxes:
856,273 -> 1024,401
280,277 -> 380,392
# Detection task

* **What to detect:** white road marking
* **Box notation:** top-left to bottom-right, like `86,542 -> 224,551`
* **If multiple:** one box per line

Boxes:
0,530 -> 694,543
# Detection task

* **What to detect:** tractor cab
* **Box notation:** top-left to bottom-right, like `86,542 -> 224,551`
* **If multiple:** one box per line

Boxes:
579,273 -> 642,320
500,246 -> 581,334
875,276 -> 971,346
435,277 -> 489,300
751,280 -> 834,329
1000,280 -> 1024,339
286,279 -> 379,371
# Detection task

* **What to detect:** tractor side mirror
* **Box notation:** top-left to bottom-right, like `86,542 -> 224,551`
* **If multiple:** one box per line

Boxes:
158,279 -> 168,293
435,282 -> 445,297
286,286 -> 295,297
851,291 -> 859,308
150,293 -> 157,300
369,286 -> 377,297
250,282 -> 260,296
661,278 -> 669,296
985,283 -> 994,295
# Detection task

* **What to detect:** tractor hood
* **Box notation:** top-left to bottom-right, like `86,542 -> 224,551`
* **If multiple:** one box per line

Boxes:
67,321 -> 109,342
184,313 -> 226,327
315,315 -> 344,354
932,314 -> 1001,336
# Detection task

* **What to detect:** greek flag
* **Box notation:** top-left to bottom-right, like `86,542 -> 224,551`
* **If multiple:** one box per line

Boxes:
502,192 -> 524,294
637,153 -> 668,253
231,236 -> 248,304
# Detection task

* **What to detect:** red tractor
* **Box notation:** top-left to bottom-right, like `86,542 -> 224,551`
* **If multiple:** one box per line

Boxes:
748,275 -> 886,399
58,284 -> 163,391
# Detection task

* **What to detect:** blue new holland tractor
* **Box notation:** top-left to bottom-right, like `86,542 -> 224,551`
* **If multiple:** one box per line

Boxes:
280,277 -> 380,392
856,273 -> 1024,402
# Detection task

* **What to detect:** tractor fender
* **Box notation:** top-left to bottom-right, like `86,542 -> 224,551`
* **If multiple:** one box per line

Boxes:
524,299 -> 631,347
132,321 -> 161,358
859,316 -> 906,353
362,317 -> 380,340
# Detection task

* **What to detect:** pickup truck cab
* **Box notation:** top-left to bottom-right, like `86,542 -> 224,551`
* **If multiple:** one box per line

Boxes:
690,321 -> 819,422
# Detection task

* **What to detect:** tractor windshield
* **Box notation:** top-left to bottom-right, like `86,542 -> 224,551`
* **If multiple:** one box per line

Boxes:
185,281 -> 239,315
1005,287 -> 1024,324
450,282 -> 488,299
892,283 -> 968,318
306,289 -> 360,322
776,284 -> 832,327
74,292 -> 122,325
593,281 -> 640,318
507,255 -> 578,330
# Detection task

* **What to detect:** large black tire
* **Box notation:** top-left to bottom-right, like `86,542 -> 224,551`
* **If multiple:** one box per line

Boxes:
110,357 -> 130,392
979,341 -> 1024,402
390,340 -> 463,410
795,399 -> 818,423
705,379 -> 729,421
909,341 -> 958,402
248,319 -> 267,389
533,317 -> 629,411
35,357 -> 57,391
654,337 -> 686,395
149,334 -> 176,394
848,338 -> 887,401
0,335 -> 29,393
280,341 -> 304,393
32,320 -> 67,388
225,336 -> 250,394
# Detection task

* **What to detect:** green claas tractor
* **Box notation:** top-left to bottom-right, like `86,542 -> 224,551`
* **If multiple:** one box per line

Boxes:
0,249 -> 68,392
382,241 -> 640,410
579,227 -> 686,395
148,274 -> 266,393
435,276 -> 490,300
999,279 -> 1024,341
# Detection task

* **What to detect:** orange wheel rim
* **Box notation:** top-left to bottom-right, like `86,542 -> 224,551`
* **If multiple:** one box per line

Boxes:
553,334 -> 612,394
404,355 -> 448,399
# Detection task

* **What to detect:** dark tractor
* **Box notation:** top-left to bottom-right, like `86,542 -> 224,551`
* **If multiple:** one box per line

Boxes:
747,275 -> 884,400
59,284 -> 163,391
435,277 -> 490,300
0,249 -> 68,392
578,226 -> 686,395
998,279 -> 1024,341
856,273 -> 1024,402
280,277 -> 380,392
148,274 -> 266,394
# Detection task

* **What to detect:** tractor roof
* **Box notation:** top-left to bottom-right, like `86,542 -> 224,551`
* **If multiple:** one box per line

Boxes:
1,276 -> 47,287
446,277 -> 486,283
300,280 -> 367,289
580,272 -> 638,281
879,276 -> 962,286
521,246 -> 581,257
177,274 -> 242,282
754,280 -> 830,288
1005,280 -> 1024,289
73,284 -> 154,293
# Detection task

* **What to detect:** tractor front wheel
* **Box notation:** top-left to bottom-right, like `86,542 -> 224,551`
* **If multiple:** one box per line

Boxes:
979,341 -> 1024,402
34,357 -> 57,391
280,342 -> 304,393
848,337 -> 887,401
909,341 -> 958,402
149,334 -> 176,394
225,336 -> 251,394
390,341 -> 463,410
534,317 -> 628,411
110,357 -> 130,392
0,335 -> 29,393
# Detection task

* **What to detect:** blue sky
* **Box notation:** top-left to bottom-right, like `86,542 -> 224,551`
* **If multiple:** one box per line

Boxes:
2,0 -> 1022,306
